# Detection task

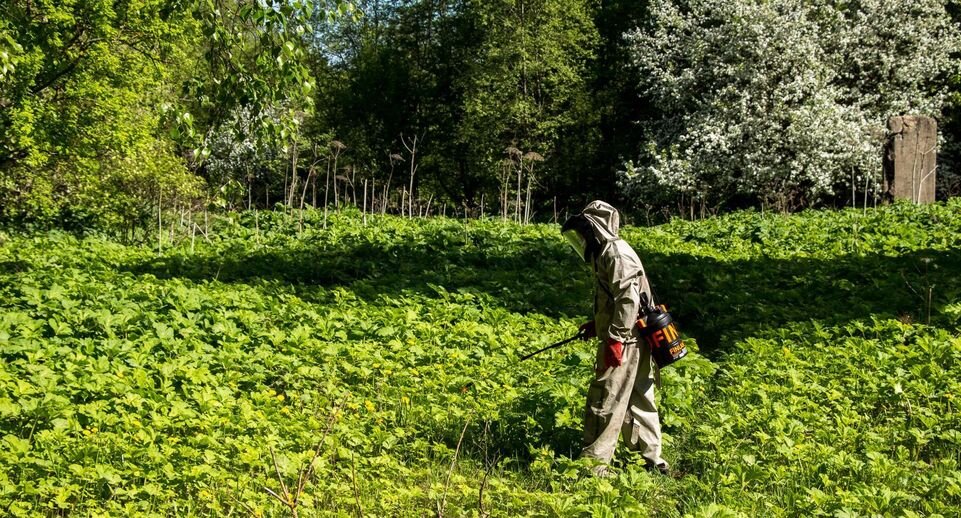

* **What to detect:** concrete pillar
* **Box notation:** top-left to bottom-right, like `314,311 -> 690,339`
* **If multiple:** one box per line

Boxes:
884,115 -> 937,204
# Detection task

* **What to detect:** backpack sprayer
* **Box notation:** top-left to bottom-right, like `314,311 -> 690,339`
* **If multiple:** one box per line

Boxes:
521,293 -> 688,368
637,293 -> 688,368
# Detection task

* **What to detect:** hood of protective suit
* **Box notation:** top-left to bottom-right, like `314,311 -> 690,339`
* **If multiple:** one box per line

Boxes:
580,200 -> 620,243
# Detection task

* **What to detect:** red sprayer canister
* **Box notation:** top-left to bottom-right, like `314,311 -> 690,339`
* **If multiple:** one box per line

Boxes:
637,304 -> 688,368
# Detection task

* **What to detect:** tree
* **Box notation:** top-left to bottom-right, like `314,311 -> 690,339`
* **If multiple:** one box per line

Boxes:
0,0 -> 201,227
310,0 -> 601,217
0,0 -> 353,228
622,0 -> 961,214
457,0 -> 598,215
585,0 -> 653,206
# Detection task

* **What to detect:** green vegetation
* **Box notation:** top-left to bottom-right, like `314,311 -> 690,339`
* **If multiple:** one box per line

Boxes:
4,1 -> 960,514
0,0 -> 349,227
2,201 -> 960,516
5,0 -> 961,229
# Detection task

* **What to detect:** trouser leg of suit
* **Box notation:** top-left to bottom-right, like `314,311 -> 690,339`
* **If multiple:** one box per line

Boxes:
581,342 -> 640,463
621,341 -> 667,467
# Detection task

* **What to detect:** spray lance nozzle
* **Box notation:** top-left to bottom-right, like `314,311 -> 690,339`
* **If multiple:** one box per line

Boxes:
520,327 -> 589,361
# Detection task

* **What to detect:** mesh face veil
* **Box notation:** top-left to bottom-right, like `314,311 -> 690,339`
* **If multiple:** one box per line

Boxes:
563,229 -> 588,261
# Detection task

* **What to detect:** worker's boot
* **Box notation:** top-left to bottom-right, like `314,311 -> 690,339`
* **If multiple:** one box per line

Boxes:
645,462 -> 670,477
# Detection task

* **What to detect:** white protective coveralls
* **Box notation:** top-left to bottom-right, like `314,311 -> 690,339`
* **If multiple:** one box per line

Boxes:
579,201 -> 667,469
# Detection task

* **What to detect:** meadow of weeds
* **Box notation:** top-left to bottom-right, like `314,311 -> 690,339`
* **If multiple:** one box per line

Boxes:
1,201 -> 960,516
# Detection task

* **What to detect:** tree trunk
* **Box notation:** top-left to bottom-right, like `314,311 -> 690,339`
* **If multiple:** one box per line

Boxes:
324,156 -> 332,229
351,167 -> 357,206
288,141 -> 299,208
283,164 -> 289,213
298,172 -> 311,232
515,167 -> 522,223
157,190 -> 163,254
402,134 -> 420,219
333,150 -> 342,209
384,166 -> 394,215
525,172 -> 533,224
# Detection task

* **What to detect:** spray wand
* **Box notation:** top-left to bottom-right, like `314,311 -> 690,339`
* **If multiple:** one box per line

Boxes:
520,329 -> 587,361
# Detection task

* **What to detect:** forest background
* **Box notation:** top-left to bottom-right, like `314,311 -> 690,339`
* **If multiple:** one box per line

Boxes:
3,0 -> 961,231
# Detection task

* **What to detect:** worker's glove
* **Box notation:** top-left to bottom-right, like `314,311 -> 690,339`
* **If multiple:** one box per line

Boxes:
604,338 -> 623,369
578,321 -> 596,340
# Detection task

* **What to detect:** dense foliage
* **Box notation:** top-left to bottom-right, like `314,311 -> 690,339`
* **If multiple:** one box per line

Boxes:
4,0 -> 959,229
2,200 -> 960,515
314,0 -> 606,215
0,0 -> 349,228
622,0 -> 961,213
0,0 -> 199,227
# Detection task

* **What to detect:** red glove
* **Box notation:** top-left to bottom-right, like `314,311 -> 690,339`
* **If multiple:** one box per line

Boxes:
578,321 -> 596,340
604,338 -> 623,369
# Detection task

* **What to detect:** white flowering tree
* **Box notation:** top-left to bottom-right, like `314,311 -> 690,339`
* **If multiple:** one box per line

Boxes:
621,0 -> 960,213
205,107 -> 289,210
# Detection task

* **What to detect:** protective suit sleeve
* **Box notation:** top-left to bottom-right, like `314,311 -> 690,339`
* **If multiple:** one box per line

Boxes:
602,244 -> 643,343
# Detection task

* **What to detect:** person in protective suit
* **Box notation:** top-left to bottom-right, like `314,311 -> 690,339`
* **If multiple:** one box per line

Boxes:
561,200 -> 669,476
